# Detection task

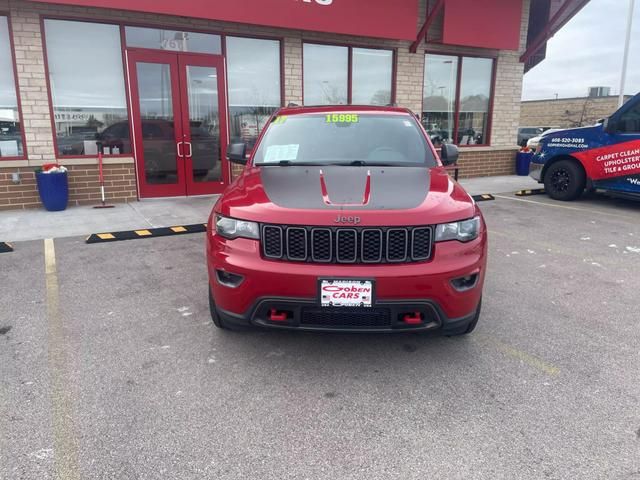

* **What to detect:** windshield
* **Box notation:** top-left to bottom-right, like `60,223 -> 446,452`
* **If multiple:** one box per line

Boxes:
253,113 -> 437,167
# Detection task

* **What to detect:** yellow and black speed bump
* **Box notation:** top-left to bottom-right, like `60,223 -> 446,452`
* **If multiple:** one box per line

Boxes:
0,242 -> 14,253
86,223 -> 207,244
515,188 -> 546,197
472,194 -> 495,202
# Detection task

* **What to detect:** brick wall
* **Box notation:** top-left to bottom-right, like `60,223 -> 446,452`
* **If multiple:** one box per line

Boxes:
456,149 -> 518,178
520,95 -> 631,128
0,164 -> 137,210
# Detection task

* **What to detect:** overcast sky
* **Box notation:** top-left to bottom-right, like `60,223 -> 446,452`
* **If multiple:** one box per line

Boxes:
522,0 -> 639,100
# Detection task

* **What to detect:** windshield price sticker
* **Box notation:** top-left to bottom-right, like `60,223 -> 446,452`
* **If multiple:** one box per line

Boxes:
273,116 -> 288,125
264,144 -> 300,163
325,113 -> 359,124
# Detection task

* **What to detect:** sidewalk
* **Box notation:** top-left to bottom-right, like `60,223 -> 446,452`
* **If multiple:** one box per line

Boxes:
0,196 -> 218,242
0,175 -> 539,242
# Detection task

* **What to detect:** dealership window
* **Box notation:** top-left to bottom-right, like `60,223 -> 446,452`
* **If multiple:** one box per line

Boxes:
44,19 -> 130,156
303,43 -> 393,106
226,37 -> 281,150
0,16 -> 24,158
422,54 -> 495,147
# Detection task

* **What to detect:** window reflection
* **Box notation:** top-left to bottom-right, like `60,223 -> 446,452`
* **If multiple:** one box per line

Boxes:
45,19 -> 130,156
422,54 -> 494,146
227,37 -> 281,150
0,16 -> 23,158
186,66 -> 221,183
352,48 -> 392,105
125,27 -> 221,55
422,54 -> 458,147
303,44 -> 348,106
136,62 -> 177,184
458,57 -> 492,145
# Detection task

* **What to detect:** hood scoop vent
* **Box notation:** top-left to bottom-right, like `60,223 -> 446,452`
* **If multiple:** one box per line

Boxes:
319,169 -> 371,206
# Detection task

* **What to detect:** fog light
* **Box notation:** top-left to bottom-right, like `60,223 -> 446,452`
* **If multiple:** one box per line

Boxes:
450,273 -> 479,292
215,269 -> 244,288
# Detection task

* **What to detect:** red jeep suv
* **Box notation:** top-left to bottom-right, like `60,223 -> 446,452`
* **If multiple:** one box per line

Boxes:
206,105 -> 487,334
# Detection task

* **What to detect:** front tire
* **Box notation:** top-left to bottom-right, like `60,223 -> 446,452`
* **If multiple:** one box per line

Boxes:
544,159 -> 586,201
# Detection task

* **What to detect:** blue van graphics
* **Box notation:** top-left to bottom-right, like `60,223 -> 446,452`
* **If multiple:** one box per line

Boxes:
530,92 -> 640,201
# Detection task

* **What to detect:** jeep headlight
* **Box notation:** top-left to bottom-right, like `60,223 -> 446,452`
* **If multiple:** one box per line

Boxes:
435,216 -> 481,243
215,214 -> 260,240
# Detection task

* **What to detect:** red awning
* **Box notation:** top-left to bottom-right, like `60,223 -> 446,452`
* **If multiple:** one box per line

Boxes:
30,0 -> 419,41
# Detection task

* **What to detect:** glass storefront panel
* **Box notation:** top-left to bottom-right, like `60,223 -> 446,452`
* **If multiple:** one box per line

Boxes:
457,57 -> 493,145
0,16 -> 23,158
422,54 -> 494,146
125,27 -> 221,55
44,19 -> 130,156
226,37 -> 281,150
135,62 -> 177,184
186,65 -> 222,183
422,54 -> 458,147
351,48 -> 392,106
303,43 -> 348,106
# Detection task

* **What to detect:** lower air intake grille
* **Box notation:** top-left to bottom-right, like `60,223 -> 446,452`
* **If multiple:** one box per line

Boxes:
300,307 -> 391,328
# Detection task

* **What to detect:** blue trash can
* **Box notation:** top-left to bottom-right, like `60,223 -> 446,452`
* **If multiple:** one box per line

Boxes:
516,151 -> 534,176
36,171 -> 69,211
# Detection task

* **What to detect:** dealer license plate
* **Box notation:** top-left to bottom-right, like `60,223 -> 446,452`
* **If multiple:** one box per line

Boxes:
320,279 -> 373,308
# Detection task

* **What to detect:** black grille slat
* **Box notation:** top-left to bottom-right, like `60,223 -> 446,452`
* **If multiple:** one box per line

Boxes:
301,307 -> 391,328
411,227 -> 432,260
336,229 -> 357,263
261,225 -> 433,264
387,229 -> 408,262
263,225 -> 283,258
311,228 -> 332,262
361,229 -> 383,263
286,227 -> 307,261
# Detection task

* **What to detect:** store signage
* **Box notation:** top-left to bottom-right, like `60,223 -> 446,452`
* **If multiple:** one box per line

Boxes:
33,0 -> 418,40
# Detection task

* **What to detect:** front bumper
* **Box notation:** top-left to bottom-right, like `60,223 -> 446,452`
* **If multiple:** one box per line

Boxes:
207,229 -> 487,332
215,296 -> 480,334
529,160 -> 544,182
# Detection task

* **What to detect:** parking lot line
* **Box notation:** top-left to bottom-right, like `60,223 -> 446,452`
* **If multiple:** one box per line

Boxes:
477,334 -> 560,376
44,238 -> 81,480
494,194 -> 639,220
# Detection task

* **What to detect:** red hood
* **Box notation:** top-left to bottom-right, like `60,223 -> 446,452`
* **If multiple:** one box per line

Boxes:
214,166 -> 478,227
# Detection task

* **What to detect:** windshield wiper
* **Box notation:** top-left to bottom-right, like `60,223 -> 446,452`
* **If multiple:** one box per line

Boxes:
331,160 -> 398,167
254,160 -> 330,166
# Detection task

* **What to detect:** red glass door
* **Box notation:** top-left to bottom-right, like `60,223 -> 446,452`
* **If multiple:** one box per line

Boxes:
128,50 -> 228,198
178,54 -> 229,196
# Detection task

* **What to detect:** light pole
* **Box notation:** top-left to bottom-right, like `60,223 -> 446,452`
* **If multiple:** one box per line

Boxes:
619,0 -> 635,107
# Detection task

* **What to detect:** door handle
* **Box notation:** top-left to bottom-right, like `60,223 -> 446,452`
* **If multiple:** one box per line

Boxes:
184,142 -> 193,158
177,141 -> 184,158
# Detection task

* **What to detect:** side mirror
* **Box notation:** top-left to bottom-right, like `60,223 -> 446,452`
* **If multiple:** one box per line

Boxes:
226,143 -> 247,165
440,143 -> 459,166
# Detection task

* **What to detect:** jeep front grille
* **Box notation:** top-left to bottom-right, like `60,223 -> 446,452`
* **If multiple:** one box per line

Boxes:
261,225 -> 433,264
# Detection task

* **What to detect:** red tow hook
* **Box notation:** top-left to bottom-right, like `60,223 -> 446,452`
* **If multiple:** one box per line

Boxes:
269,308 -> 288,322
403,312 -> 423,325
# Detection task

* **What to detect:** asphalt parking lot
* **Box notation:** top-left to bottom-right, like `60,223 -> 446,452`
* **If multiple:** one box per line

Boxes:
1,192 -> 639,480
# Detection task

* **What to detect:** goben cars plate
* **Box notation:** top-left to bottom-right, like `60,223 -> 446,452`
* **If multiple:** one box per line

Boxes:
320,279 -> 374,308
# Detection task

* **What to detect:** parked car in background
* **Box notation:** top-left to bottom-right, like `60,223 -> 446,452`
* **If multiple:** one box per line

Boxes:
517,126 -> 557,147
